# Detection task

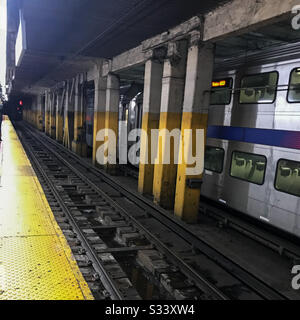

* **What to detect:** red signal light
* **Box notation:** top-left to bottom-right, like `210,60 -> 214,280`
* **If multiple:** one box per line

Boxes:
19,100 -> 23,106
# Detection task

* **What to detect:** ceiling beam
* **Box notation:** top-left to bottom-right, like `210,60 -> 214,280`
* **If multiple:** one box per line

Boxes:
203,0 -> 299,41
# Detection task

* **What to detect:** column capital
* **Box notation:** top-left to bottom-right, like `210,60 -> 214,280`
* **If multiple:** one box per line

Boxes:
188,30 -> 215,52
106,72 -> 120,90
166,40 -> 187,66
94,75 -> 107,92
102,60 -> 113,77
144,46 -> 168,63
189,30 -> 203,47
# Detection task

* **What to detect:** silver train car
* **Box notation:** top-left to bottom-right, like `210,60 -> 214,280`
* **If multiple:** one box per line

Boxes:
203,42 -> 300,238
118,83 -> 143,165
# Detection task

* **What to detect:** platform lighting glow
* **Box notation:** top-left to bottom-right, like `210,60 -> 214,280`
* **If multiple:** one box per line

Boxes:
15,10 -> 27,67
0,0 -> 7,89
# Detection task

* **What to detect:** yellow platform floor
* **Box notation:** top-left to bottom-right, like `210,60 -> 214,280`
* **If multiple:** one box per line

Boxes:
0,119 -> 93,300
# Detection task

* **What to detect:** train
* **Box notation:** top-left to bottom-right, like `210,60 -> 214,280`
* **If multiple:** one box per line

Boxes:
120,42 -> 300,238
204,42 -> 300,238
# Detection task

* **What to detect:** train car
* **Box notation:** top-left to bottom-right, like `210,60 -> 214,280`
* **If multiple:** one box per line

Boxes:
116,42 -> 300,238
203,42 -> 300,238
118,83 -> 143,165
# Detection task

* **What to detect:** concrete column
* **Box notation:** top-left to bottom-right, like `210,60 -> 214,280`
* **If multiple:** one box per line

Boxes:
56,89 -> 64,143
93,73 -> 107,166
63,81 -> 71,149
37,95 -> 43,131
49,92 -> 56,138
72,75 -> 87,156
29,99 -> 35,126
174,34 -> 214,223
44,90 -> 50,135
104,73 -> 120,174
152,40 -> 188,209
138,58 -> 163,195
32,99 -> 37,126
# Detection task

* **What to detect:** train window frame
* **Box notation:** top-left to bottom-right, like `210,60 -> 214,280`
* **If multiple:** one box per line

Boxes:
229,150 -> 267,186
210,77 -> 233,106
239,71 -> 279,105
287,68 -> 300,103
204,146 -> 225,174
274,158 -> 300,197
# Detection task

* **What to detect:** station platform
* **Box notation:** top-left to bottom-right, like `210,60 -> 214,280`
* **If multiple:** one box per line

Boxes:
0,118 -> 93,300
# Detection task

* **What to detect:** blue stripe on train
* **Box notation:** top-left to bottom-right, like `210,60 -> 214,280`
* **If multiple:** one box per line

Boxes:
207,126 -> 300,150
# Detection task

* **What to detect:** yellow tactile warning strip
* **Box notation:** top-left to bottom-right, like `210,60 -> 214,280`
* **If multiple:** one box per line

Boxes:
0,119 -> 94,300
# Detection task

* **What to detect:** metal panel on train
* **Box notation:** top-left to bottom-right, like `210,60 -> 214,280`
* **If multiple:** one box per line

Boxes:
203,47 -> 300,237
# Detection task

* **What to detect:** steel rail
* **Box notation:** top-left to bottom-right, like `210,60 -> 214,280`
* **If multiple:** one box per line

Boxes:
19,133 -> 125,300
20,125 -> 229,300
199,199 -> 300,261
19,122 -> 288,300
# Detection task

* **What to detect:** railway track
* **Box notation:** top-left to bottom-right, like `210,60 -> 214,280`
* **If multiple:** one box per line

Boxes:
16,122 -> 289,300
199,198 -> 300,262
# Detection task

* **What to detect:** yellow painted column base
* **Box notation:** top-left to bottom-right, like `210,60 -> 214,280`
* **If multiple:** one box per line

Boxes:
74,112 -> 85,143
153,112 -> 182,209
56,114 -> 63,143
63,115 -> 70,149
174,112 -> 208,223
45,111 -> 50,136
72,140 -> 87,157
37,113 -> 44,131
138,112 -> 160,195
104,111 -> 119,175
93,111 -> 106,166
50,129 -> 56,139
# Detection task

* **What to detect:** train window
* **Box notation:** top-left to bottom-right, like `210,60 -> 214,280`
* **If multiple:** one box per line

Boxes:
204,146 -> 225,173
230,151 -> 267,185
275,159 -> 300,197
210,78 -> 233,105
287,68 -> 300,103
239,72 -> 278,104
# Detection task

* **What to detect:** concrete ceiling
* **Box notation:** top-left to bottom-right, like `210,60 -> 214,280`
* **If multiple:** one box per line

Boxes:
8,0 -> 232,95
117,18 -> 300,87
21,0 -> 231,58
8,0 -> 300,96
216,19 -> 300,60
